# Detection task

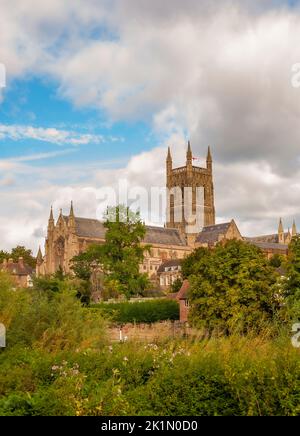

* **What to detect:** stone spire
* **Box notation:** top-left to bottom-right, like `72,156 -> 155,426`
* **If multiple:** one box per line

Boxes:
166,147 -> 173,182
48,206 -> 55,234
278,218 -> 285,244
37,246 -> 43,265
69,201 -> 76,231
292,220 -> 297,237
186,141 -> 193,175
206,146 -> 212,172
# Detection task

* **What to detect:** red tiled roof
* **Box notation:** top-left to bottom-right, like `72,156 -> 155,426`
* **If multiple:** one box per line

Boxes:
176,279 -> 190,300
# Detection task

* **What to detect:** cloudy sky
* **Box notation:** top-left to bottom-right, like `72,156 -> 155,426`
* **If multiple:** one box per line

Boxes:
1,0 -> 300,253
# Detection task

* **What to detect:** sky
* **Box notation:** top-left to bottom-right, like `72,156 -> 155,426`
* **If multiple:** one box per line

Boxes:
1,0 -> 300,254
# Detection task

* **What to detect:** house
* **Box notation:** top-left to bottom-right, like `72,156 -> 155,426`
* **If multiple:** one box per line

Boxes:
157,259 -> 182,290
176,279 -> 190,323
0,257 -> 34,288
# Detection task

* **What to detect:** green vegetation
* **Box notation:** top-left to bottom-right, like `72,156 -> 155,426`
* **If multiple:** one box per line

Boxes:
94,299 -> 179,324
1,236 -> 300,416
71,205 -> 151,299
184,240 -> 282,334
0,246 -> 36,268
0,272 -> 299,416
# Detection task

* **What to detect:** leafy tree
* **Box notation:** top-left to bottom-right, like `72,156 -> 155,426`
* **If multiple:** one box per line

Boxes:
283,236 -> 300,320
170,278 -> 183,293
0,246 -> 36,268
188,240 -> 280,334
181,247 -> 208,279
269,254 -> 284,269
72,205 -> 151,299
0,250 -> 9,263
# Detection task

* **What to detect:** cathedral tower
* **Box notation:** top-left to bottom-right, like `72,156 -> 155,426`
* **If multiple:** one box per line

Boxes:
166,142 -> 215,246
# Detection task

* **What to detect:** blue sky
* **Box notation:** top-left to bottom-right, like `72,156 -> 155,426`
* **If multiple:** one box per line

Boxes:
1,0 -> 300,252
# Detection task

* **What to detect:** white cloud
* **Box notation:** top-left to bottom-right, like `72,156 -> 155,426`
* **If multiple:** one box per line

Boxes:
0,124 -> 105,145
1,1 -> 300,252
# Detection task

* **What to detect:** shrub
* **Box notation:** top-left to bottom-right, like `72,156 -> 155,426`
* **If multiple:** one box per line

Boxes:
93,299 -> 179,324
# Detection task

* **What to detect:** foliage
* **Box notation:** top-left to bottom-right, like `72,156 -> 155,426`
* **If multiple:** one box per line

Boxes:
0,246 -> 36,268
187,240 -> 281,334
32,273 -> 91,305
269,254 -> 284,268
0,272 -> 107,352
283,236 -> 300,321
93,299 -> 179,324
181,247 -> 208,279
71,205 -> 151,299
170,278 -> 183,294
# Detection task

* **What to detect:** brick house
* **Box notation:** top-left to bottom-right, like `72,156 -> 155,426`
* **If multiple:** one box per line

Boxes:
176,280 -> 190,323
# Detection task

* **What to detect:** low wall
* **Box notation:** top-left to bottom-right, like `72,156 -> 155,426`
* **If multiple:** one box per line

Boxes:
109,321 -> 199,342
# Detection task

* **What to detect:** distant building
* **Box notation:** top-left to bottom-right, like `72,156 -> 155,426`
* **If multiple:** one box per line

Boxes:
36,143 -> 296,282
0,257 -> 33,288
157,259 -> 182,290
195,219 -> 243,248
176,280 -> 191,323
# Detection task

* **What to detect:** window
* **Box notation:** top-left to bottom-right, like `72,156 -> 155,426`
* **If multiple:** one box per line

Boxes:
185,300 -> 190,307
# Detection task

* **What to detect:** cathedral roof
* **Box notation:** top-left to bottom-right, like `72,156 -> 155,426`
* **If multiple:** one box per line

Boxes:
245,234 -> 280,244
248,241 -> 288,252
144,226 -> 187,246
65,216 -> 187,247
195,222 -> 232,244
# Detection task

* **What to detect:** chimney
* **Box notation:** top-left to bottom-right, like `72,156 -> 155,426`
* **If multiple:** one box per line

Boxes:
18,257 -> 24,268
8,258 -> 14,265
2,258 -> 7,269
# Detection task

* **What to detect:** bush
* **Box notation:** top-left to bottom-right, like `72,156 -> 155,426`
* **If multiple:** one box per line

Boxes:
93,299 -> 179,324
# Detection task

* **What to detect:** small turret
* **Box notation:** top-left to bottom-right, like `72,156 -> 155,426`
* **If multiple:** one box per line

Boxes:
292,220 -> 297,237
206,146 -> 212,172
166,147 -> 172,179
37,246 -> 43,266
47,206 -> 55,235
278,218 -> 285,244
186,141 -> 192,166
69,201 -> 76,231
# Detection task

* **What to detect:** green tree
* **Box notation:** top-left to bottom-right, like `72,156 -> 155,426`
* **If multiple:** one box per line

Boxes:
188,240 -> 280,334
269,253 -> 284,268
0,246 -> 36,268
283,236 -> 300,320
72,205 -> 151,299
181,247 -> 208,279
170,278 -> 183,293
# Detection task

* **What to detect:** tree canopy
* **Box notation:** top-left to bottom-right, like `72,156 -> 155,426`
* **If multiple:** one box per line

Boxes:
71,205 -> 151,299
0,246 -> 36,268
186,240 -> 281,334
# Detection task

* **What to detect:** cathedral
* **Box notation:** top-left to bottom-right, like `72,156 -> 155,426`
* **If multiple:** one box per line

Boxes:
36,142 -> 296,282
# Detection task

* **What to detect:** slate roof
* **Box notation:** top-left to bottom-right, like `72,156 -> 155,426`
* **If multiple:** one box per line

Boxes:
245,234 -> 279,244
195,222 -> 231,244
157,259 -> 182,273
245,232 -> 289,244
144,226 -> 187,246
64,216 -> 187,247
249,241 -> 288,252
75,217 -> 107,239
176,280 -> 190,300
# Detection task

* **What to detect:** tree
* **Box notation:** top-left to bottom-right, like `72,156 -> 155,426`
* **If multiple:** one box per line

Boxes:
188,240 -> 280,334
269,253 -> 284,268
72,205 -> 151,299
181,247 -> 209,279
283,235 -> 300,320
170,278 -> 183,293
0,246 -> 36,268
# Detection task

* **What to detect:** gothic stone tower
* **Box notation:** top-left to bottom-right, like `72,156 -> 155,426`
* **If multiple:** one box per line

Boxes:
166,142 -> 215,246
